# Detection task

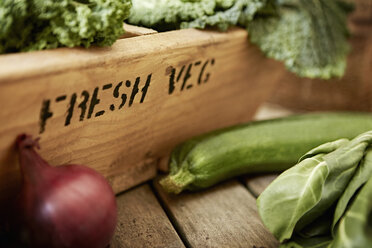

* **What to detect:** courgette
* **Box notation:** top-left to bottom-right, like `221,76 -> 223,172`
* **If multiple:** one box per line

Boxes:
160,112 -> 372,193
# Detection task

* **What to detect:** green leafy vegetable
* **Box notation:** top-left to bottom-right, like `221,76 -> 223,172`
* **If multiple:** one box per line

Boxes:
128,0 -> 353,79
128,0 -> 269,31
247,0 -> 351,79
128,0 -> 240,31
297,209 -> 333,238
258,130 -> 372,247
331,147 -> 372,235
329,177 -> 372,248
279,235 -> 332,248
258,138 -> 354,241
181,0 -> 266,31
0,0 -> 131,53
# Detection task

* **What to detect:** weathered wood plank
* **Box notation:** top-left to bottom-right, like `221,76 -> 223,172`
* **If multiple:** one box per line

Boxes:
245,174 -> 278,198
154,179 -> 279,248
0,27 -> 282,202
351,0 -> 372,22
111,184 -> 185,248
121,23 -> 158,38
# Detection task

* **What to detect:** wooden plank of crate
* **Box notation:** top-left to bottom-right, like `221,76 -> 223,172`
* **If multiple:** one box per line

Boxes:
121,23 -> 158,38
110,184 -> 185,248
0,27 -> 282,202
153,179 -> 279,248
245,174 -> 278,198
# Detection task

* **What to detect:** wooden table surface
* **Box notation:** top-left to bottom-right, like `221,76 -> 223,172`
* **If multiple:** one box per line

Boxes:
111,174 -> 279,248
110,104 -> 292,248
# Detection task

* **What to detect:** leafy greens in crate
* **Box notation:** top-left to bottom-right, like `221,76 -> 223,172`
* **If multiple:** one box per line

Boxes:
0,0 -> 131,53
128,0 -> 354,79
0,0 -> 354,79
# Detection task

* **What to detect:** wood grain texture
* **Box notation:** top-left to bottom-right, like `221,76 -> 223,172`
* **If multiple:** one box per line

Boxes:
0,27 -> 282,201
154,179 -> 279,248
111,184 -> 184,248
245,174 -> 278,198
350,0 -> 372,22
121,23 -> 158,38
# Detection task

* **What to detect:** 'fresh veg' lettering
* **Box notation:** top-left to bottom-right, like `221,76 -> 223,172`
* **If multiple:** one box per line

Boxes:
167,58 -> 215,94
39,74 -> 152,134
39,58 -> 215,134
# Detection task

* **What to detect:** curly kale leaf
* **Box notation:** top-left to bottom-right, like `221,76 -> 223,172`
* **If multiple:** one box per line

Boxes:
0,0 -> 131,53
129,0 -> 268,31
128,0 -> 238,31
181,0 -> 267,31
0,0 -> 31,53
247,0 -> 351,79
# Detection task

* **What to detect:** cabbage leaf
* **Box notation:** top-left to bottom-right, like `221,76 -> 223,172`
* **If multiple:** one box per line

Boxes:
247,0 -> 351,79
128,0 -> 353,79
329,176 -> 372,248
258,130 -> 372,247
129,0 -> 269,31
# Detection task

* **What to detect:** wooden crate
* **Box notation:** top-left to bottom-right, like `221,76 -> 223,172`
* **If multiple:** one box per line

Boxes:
0,25 -> 283,202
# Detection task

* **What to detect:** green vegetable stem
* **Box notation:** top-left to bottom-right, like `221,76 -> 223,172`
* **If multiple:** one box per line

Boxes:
160,113 -> 372,194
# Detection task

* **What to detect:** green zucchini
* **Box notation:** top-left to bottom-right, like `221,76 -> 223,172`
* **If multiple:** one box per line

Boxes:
160,112 -> 372,194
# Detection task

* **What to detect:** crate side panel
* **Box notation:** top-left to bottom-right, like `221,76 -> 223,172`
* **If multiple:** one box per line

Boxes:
0,28 -> 281,201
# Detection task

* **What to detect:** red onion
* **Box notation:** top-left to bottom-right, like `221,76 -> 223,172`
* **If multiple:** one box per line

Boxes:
15,134 -> 117,248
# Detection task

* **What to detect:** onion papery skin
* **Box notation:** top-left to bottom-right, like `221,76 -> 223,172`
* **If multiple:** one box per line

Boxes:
16,134 -> 117,248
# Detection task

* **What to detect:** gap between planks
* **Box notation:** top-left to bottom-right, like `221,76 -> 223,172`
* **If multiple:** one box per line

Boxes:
152,178 -> 278,248
111,183 -> 185,248
111,176 -> 280,248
